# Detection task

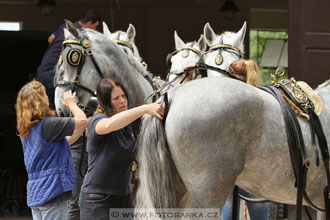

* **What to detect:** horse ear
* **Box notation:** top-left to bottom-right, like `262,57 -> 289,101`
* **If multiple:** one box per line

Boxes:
127,24 -> 136,42
203,23 -> 217,46
65,19 -> 78,38
232,21 -> 247,47
197,34 -> 207,52
103,21 -> 112,38
174,31 -> 185,50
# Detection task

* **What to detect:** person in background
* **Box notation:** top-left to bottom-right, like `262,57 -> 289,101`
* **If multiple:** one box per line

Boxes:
37,9 -> 101,110
16,80 -> 88,220
79,78 -> 165,220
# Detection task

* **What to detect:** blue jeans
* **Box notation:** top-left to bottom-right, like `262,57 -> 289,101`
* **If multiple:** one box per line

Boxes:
80,191 -> 133,220
221,188 -> 269,220
31,199 -> 68,220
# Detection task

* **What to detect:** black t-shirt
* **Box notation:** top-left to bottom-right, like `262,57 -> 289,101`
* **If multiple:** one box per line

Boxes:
81,113 -> 139,196
42,117 -> 75,142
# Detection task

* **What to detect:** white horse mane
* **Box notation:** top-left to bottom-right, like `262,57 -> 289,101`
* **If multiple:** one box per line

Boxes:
316,78 -> 330,89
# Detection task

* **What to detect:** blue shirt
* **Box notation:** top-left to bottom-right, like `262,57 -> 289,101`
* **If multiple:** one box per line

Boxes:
37,22 -> 82,75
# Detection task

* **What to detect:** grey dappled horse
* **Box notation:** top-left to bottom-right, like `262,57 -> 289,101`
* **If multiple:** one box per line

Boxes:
135,23 -> 328,220
135,77 -> 329,220
54,20 -> 154,117
166,31 -> 206,87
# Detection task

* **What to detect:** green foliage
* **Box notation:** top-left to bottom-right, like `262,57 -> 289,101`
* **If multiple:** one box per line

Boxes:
249,30 -> 288,85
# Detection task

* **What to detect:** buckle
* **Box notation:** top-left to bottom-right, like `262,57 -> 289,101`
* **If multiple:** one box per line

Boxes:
305,159 -> 310,168
74,75 -> 80,83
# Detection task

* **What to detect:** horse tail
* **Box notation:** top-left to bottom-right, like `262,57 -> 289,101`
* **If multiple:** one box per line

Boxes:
135,115 -> 178,215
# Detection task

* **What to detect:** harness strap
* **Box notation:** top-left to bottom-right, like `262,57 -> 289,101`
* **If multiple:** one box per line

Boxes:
54,80 -> 97,97
90,54 -> 104,79
162,92 -> 169,124
260,86 -> 330,219
260,86 -> 306,220
232,186 -> 239,220
208,44 -> 243,58
114,39 -> 134,52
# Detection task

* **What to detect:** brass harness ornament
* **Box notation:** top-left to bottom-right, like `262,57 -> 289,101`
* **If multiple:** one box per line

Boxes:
270,67 -> 323,119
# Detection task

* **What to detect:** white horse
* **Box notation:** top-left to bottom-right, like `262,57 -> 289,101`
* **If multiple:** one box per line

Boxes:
166,31 -> 207,87
135,23 -> 329,220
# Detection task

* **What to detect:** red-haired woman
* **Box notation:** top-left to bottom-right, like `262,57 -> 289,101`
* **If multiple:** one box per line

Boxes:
16,80 -> 88,220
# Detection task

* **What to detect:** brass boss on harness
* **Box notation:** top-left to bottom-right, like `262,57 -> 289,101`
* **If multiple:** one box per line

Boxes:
55,37 -> 105,116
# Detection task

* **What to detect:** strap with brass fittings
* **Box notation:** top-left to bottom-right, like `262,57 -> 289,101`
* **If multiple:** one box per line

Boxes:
182,46 -> 203,58
113,39 -> 134,52
208,44 -> 243,58
263,67 -> 330,217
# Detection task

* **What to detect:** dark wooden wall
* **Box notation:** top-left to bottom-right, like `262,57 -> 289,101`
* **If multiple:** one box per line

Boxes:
289,0 -> 330,88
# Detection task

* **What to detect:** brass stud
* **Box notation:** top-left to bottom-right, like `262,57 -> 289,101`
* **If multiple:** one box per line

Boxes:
182,50 -> 189,58
82,39 -> 91,48
215,55 -> 223,65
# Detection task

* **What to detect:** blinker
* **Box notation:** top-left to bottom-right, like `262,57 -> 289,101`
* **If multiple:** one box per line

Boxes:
67,49 -> 82,66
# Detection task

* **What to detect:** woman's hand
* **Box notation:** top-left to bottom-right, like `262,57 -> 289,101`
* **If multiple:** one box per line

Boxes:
144,100 -> 165,120
62,90 -> 77,109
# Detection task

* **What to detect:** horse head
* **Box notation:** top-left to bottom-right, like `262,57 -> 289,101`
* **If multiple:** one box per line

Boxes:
203,22 -> 246,77
166,31 -> 207,87
55,20 -> 153,117
103,22 -> 143,63
102,22 -> 159,86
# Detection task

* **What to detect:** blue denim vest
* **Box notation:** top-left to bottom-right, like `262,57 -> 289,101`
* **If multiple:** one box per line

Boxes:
21,117 -> 75,207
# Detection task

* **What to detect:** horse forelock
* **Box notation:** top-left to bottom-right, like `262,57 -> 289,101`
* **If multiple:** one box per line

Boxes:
222,31 -> 245,54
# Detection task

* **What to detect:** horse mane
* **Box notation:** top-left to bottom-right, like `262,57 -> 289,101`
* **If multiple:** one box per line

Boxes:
81,29 -> 149,106
121,46 -> 150,77
316,78 -> 330,89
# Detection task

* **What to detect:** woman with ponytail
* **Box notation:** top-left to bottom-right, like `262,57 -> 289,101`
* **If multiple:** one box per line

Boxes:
223,59 -> 270,220
79,78 -> 164,220
229,59 -> 262,87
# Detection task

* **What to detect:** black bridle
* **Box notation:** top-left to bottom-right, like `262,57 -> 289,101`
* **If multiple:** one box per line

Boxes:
54,38 -> 104,98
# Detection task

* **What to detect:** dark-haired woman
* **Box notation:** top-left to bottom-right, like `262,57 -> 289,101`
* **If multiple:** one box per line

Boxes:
80,78 -> 164,220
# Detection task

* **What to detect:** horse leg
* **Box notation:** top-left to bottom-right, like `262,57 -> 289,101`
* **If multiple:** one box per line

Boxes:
187,175 -> 238,213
